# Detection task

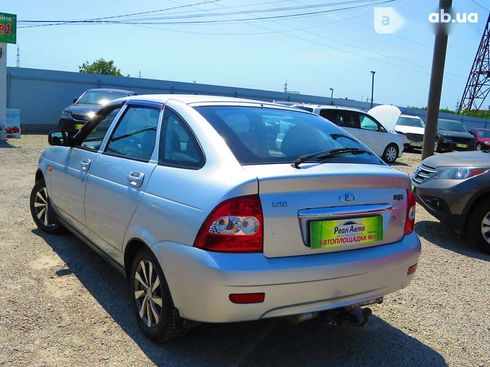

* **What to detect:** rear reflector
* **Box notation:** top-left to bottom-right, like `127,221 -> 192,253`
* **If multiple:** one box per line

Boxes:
229,293 -> 265,304
407,264 -> 418,275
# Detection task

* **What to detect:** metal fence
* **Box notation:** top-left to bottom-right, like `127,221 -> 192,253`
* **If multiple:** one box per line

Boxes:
6,67 -> 490,132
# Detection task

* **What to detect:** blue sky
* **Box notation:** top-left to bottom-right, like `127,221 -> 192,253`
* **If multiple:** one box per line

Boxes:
4,0 -> 489,109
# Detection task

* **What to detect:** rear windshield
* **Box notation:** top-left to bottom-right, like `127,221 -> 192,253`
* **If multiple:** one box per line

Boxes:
195,106 -> 382,165
397,117 -> 424,128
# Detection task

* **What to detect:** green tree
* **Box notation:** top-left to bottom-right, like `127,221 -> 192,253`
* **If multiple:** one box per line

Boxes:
79,58 -> 123,76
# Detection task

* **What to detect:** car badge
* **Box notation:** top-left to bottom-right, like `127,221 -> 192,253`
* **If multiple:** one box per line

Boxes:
339,193 -> 355,204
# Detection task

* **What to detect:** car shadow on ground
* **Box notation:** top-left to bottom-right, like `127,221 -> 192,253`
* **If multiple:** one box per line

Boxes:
415,220 -> 490,261
390,160 -> 409,167
33,229 -> 447,367
0,140 -> 18,148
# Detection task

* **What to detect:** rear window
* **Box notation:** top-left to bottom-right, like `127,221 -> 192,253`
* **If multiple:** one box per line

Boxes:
195,106 -> 382,165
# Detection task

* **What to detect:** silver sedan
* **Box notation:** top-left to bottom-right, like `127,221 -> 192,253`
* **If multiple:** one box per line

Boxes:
30,95 -> 421,342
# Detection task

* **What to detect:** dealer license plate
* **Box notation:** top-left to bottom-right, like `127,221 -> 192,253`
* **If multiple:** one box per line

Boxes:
310,216 -> 383,250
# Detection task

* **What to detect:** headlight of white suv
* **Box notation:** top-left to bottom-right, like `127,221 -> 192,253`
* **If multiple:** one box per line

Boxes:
434,167 -> 487,180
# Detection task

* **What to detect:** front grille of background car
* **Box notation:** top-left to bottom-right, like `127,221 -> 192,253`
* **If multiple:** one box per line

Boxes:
412,164 -> 438,184
71,114 -> 87,121
451,137 -> 474,144
406,133 -> 424,142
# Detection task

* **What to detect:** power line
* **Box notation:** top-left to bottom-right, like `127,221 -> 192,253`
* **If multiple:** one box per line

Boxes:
18,0 -> 396,28
469,0 -> 490,12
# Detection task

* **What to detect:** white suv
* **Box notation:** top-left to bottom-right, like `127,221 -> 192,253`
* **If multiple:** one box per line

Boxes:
296,105 -> 404,164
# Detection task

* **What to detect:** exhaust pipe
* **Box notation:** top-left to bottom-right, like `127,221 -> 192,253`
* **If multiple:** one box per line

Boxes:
286,297 -> 383,327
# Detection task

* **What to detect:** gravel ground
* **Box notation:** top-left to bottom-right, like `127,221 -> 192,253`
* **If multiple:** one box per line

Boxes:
0,135 -> 489,367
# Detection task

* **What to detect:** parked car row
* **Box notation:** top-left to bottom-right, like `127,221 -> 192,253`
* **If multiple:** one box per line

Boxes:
293,104 -> 404,164
33,94 -> 421,342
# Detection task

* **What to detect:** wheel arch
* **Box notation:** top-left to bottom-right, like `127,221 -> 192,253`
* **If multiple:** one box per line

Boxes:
463,190 -> 490,228
35,169 -> 45,183
124,238 -> 153,279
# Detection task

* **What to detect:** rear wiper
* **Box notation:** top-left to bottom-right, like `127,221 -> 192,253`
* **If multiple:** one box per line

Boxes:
292,148 -> 368,168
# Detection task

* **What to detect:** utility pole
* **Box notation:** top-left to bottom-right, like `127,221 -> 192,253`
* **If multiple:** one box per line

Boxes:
16,44 -> 20,67
284,79 -> 288,94
422,0 -> 452,159
370,71 -> 376,108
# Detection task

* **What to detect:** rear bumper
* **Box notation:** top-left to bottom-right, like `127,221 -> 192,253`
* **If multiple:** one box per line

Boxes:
154,232 -> 421,323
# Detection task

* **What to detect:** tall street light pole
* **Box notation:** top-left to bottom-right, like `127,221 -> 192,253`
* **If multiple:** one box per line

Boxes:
329,88 -> 334,103
422,0 -> 452,159
370,71 -> 376,108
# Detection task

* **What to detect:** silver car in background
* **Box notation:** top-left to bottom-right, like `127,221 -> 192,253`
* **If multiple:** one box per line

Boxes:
30,95 -> 421,342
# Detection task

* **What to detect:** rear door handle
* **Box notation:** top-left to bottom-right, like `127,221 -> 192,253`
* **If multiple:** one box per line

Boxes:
127,171 -> 145,188
80,158 -> 92,172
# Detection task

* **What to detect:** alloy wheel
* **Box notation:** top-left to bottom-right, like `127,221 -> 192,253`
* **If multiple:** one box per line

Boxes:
33,186 -> 55,228
476,144 -> 482,151
134,259 -> 163,328
386,146 -> 397,162
480,211 -> 490,244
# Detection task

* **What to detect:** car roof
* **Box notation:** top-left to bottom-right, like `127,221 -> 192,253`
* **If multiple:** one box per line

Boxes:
293,104 -> 364,113
86,88 -> 135,94
121,94 -> 302,109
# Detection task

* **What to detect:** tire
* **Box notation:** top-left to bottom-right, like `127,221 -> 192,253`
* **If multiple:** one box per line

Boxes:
382,144 -> 398,164
467,200 -> 490,254
129,247 -> 187,342
30,179 -> 65,234
434,139 -> 440,153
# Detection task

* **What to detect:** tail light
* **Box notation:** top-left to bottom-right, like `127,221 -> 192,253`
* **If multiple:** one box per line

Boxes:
194,195 -> 263,252
404,189 -> 416,235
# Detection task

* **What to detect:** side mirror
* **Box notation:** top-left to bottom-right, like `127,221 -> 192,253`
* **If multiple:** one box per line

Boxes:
73,98 -> 78,103
48,131 -> 73,146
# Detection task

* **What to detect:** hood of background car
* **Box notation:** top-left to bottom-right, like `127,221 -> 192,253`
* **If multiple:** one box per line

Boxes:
64,104 -> 102,116
423,151 -> 490,168
368,105 -> 401,132
477,136 -> 490,143
438,130 -> 475,139
395,125 -> 424,135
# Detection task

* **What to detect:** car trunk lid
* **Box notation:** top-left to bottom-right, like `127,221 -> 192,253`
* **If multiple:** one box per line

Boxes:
243,163 -> 411,258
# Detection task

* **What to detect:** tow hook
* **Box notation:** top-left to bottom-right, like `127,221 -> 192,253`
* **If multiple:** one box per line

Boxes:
319,306 -> 373,327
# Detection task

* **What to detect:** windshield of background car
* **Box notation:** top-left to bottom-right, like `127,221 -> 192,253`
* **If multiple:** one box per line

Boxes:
397,117 -> 424,128
77,91 -> 131,105
438,120 -> 466,132
196,106 -> 382,165
478,130 -> 490,138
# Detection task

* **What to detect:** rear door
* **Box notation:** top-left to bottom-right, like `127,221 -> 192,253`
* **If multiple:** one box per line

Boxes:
84,101 -> 161,256
319,109 -> 362,142
357,113 -> 387,156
